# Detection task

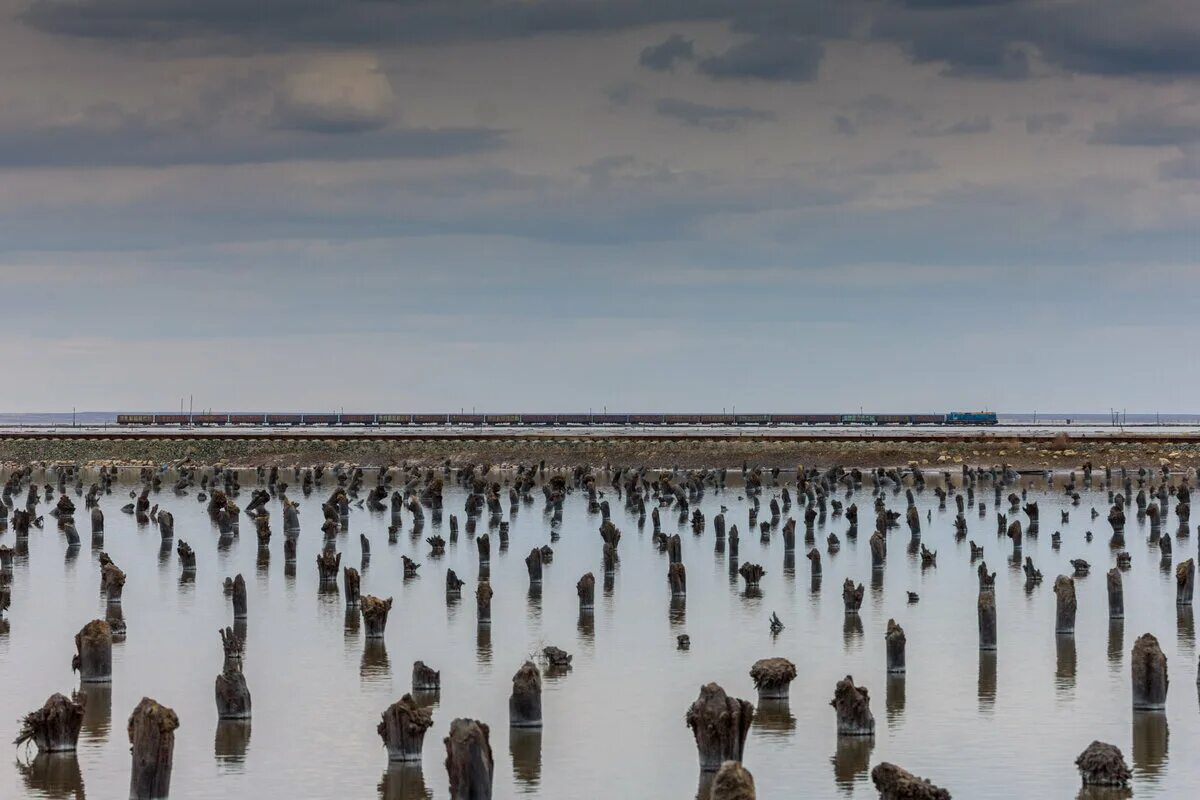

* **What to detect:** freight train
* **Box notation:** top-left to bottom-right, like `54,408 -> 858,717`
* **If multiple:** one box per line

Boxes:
116,411 -> 998,426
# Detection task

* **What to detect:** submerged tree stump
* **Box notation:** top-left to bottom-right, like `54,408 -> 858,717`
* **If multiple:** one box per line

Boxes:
870,762 -> 951,800
360,596 -> 393,639
1054,575 -> 1076,634
413,661 -> 441,692
749,658 -> 796,701
14,693 -> 85,753
668,562 -> 687,597
1177,558 -> 1195,605
525,548 -> 543,585
344,567 -> 361,605
214,627 -> 251,720
476,581 -> 493,624
1075,740 -> 1132,787
101,563 -> 125,604
1107,568 -> 1124,619
447,569 -> 465,597
842,579 -> 864,614
378,694 -> 434,762
685,682 -> 753,771
231,573 -> 248,620
1131,633 -> 1168,710
176,541 -> 195,571
509,661 -> 543,728
830,675 -> 874,736
316,550 -> 341,584
127,697 -> 178,800
738,563 -> 765,590
576,572 -> 595,611
444,718 -> 493,800
885,619 -> 906,673
72,620 -> 113,683
710,760 -> 756,800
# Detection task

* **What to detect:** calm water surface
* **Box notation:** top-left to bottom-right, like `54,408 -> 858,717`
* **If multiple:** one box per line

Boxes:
1,468 -> 1197,799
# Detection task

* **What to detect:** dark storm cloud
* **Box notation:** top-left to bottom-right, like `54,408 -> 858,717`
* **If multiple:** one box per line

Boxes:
638,34 -> 694,72
697,34 -> 824,82
1089,112 -> 1200,147
654,97 -> 775,131
0,110 -> 504,167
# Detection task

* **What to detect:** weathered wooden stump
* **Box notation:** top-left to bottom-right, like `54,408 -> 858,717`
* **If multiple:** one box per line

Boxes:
830,675 -> 874,736
477,534 -> 491,566
885,619 -> 906,673
1075,740 -> 1132,787
1177,558 -> 1195,605
361,595 -> 394,639
215,628 -> 251,720
870,762 -> 951,800
1131,633 -> 1168,710
446,569 -> 465,598
15,693 -> 85,753
576,572 -> 595,611
738,562 -> 765,590
749,657 -> 796,701
378,694 -> 434,762
127,697 -> 178,800
668,562 -> 687,597
444,718 -> 493,800
72,620 -> 112,683
509,661 -> 543,728
101,563 -> 125,604
344,567 -> 361,605
413,661 -> 441,692
869,531 -> 886,568
1054,575 -> 1076,634
525,548 -> 542,585
231,573 -> 248,620
316,550 -> 341,584
807,548 -> 821,577
1107,568 -> 1124,619
709,760 -> 756,800
685,682 -> 753,771
477,581 -> 493,624
842,578 -> 864,614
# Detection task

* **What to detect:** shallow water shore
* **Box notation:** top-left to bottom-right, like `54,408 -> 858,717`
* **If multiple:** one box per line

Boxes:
1,432 -> 1199,470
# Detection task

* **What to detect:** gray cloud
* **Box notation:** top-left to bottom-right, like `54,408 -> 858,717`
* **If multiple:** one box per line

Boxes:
914,116 -> 992,137
1090,112 -> 1200,146
654,97 -> 775,131
697,34 -> 823,82
1025,111 -> 1070,135
639,34 -> 695,72
859,149 -> 938,175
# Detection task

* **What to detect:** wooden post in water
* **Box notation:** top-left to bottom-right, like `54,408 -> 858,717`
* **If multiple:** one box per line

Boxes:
127,697 -> 178,800
444,718 -> 493,800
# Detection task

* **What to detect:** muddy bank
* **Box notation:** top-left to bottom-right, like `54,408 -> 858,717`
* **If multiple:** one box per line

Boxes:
2,435 -> 1199,471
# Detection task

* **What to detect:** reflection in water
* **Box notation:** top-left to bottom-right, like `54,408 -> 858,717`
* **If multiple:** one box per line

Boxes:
1077,786 -> 1133,800
476,621 -> 492,666
843,614 -> 863,651
215,720 -> 252,768
65,544 -> 81,567
77,683 -> 112,741
361,640 -> 391,683
1055,634 -> 1076,695
978,651 -> 997,712
1131,711 -> 1168,780
602,571 -> 615,597
527,584 -> 543,620
345,606 -> 361,635
752,698 -> 796,738
783,551 -> 795,579
870,569 -> 884,608
378,764 -> 432,800
669,595 -> 686,628
831,735 -> 874,794
885,674 -> 905,725
1107,619 -> 1124,672
16,753 -> 85,799
1177,605 -> 1194,650
510,726 -> 543,790
577,610 -> 595,644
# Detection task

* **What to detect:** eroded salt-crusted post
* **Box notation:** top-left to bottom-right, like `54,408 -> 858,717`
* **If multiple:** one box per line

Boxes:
14,693 -> 86,753
830,675 -> 874,736
885,619 -> 906,673
1054,575 -> 1076,634
509,661 -> 543,728
685,682 -> 753,771
1131,633 -> 1168,710
444,718 -> 493,800
214,627 -> 251,720
1075,740 -> 1132,788
127,697 -> 178,800
749,657 -> 796,701
709,760 -> 756,800
360,595 -> 393,639
378,694 -> 433,762
870,762 -> 951,800
72,620 -> 113,684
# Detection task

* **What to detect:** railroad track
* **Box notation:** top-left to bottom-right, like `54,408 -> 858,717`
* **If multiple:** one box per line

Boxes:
1,429 -> 1198,444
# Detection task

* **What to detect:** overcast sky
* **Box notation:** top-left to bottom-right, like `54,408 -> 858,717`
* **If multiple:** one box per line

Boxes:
1,1 -> 1197,412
